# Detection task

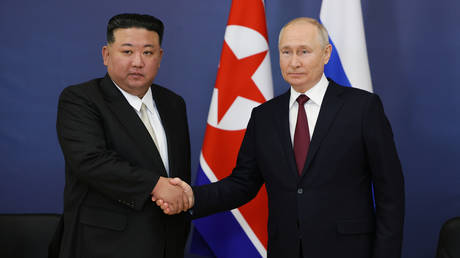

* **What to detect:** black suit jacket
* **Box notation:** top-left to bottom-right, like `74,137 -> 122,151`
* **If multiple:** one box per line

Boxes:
192,80 -> 404,258
54,75 -> 191,258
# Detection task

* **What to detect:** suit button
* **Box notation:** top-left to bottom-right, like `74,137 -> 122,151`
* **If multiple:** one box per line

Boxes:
297,188 -> 303,194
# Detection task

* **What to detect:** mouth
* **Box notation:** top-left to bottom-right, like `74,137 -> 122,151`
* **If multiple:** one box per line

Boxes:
128,73 -> 144,79
288,72 -> 305,77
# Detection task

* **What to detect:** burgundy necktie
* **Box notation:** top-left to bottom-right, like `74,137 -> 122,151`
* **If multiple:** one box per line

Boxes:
294,94 -> 310,175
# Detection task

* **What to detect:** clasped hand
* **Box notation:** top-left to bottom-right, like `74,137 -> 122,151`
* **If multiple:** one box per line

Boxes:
151,177 -> 194,215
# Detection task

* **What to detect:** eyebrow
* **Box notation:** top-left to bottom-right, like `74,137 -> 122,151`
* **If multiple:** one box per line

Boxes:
120,43 -> 155,48
280,45 -> 311,50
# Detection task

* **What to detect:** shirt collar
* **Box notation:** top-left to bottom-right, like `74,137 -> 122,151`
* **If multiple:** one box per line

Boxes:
289,74 -> 329,109
113,81 -> 155,113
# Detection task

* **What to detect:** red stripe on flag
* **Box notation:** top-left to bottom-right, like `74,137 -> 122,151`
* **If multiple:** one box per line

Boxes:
228,0 -> 269,41
202,125 -> 245,180
202,125 -> 268,248
196,0 -> 272,254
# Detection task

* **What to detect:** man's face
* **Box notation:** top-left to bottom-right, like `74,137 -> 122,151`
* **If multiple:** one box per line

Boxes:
279,22 -> 331,93
102,27 -> 163,97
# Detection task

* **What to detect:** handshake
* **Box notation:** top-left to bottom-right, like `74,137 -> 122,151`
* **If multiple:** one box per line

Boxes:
151,176 -> 194,215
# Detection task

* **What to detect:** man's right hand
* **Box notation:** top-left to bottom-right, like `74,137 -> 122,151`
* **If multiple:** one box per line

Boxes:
152,177 -> 194,215
151,177 -> 188,214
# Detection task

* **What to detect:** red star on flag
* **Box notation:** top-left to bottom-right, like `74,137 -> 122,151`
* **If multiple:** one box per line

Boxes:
192,1 -> 272,257
215,41 -> 268,123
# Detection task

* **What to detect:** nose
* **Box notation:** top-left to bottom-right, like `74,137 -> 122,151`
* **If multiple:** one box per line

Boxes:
289,54 -> 301,68
131,52 -> 144,68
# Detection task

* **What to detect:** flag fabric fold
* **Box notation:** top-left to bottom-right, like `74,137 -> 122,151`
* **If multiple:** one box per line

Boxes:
191,0 -> 273,257
320,0 -> 373,92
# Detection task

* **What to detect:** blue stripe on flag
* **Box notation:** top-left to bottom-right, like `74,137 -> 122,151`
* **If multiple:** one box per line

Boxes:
192,165 -> 261,258
324,38 -> 351,87
189,227 -> 215,257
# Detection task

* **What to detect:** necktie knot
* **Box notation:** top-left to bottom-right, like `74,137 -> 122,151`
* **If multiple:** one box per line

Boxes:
140,103 -> 148,113
296,94 -> 309,105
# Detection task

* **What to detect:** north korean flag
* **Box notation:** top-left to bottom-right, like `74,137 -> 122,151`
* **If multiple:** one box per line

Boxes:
191,0 -> 273,257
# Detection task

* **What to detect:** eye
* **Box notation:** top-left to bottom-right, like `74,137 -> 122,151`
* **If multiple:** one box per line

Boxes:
299,49 -> 309,55
144,51 -> 153,55
122,50 -> 133,55
281,50 -> 290,55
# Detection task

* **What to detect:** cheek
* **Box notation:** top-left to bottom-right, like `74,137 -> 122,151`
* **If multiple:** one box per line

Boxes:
304,57 -> 319,70
144,61 -> 160,77
279,61 -> 288,73
314,55 -> 324,65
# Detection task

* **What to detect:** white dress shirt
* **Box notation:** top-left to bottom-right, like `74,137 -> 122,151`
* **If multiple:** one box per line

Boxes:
114,83 -> 170,174
289,74 -> 329,145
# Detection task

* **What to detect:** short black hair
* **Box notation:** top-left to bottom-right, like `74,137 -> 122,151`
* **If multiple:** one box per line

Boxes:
107,13 -> 164,45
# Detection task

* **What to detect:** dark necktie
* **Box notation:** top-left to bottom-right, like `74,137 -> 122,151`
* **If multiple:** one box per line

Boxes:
294,94 -> 310,175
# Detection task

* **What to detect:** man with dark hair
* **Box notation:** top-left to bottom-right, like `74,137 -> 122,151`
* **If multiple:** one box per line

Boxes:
106,13 -> 165,44
159,17 -> 404,258
51,13 -> 191,258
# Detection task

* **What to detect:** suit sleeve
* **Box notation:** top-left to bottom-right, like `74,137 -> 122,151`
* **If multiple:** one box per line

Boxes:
192,109 -> 265,218
362,94 -> 405,258
56,86 -> 157,210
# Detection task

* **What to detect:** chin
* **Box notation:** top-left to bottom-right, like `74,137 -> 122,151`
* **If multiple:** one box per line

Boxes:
289,80 -> 307,87
128,80 -> 148,87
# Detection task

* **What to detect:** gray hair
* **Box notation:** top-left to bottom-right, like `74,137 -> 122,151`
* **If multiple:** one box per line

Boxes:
278,17 -> 330,48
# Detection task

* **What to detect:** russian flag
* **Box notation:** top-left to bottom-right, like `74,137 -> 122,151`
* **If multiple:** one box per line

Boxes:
191,0 -> 273,257
319,0 -> 377,224
320,0 -> 373,92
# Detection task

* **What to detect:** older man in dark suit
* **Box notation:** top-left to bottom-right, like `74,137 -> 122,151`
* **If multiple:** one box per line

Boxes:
160,17 -> 405,258
52,13 -> 192,258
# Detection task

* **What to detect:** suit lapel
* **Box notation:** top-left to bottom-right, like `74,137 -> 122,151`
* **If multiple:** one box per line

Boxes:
300,81 -> 345,179
274,90 -> 299,179
100,75 -> 167,176
151,86 -> 177,177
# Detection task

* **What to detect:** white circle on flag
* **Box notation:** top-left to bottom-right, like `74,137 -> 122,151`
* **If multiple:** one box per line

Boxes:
224,25 -> 268,59
207,25 -> 273,131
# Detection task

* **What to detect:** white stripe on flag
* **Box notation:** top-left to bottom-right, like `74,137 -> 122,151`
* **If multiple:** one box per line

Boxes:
199,153 -> 267,257
320,0 -> 373,92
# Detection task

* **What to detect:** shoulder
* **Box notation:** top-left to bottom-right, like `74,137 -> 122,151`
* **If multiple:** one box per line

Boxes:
329,80 -> 374,99
152,84 -> 186,105
59,77 -> 104,102
326,81 -> 389,126
327,80 -> 384,109
63,77 -> 103,92
252,90 -> 289,115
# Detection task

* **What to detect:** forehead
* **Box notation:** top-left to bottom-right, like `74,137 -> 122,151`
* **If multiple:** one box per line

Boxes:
112,27 -> 160,46
279,22 -> 319,48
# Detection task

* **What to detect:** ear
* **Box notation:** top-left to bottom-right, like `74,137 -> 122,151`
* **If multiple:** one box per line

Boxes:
102,45 -> 109,66
158,48 -> 164,68
323,44 -> 332,65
